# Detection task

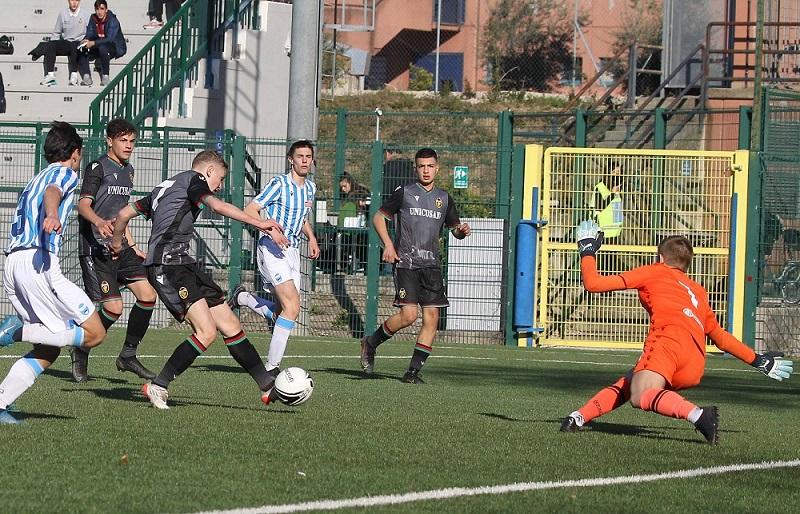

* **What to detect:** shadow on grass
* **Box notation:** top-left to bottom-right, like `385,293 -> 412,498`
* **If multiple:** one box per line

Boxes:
313,366 -> 397,381
13,411 -> 75,421
45,368 -> 129,385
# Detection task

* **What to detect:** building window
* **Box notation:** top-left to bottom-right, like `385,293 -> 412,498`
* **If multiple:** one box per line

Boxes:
433,0 -> 465,25
560,57 -> 583,86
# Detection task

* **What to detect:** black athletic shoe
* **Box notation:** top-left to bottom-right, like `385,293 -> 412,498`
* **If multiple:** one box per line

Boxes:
70,347 -> 90,382
559,415 -> 582,432
359,337 -> 375,375
401,368 -> 425,384
693,405 -> 719,445
228,284 -> 245,310
116,355 -> 156,380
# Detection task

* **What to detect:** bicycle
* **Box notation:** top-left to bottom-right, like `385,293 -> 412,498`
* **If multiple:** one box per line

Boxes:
773,260 -> 800,304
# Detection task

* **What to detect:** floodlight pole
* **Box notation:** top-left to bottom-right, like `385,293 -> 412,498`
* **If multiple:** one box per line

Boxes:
434,0 -> 442,92
572,0 -> 578,89
750,0 -> 765,152
288,0 -> 324,141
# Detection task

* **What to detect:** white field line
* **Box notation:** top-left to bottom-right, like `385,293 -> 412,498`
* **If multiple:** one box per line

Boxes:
192,460 -> 800,514
0,354 -> 760,374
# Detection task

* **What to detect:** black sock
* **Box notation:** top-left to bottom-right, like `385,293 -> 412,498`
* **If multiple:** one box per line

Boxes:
121,300 -> 155,358
408,342 -> 432,372
153,336 -> 204,388
224,331 -> 272,391
367,321 -> 394,349
99,305 -> 121,331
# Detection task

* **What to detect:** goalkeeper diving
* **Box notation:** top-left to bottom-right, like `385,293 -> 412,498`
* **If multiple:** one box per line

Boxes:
560,220 -> 793,444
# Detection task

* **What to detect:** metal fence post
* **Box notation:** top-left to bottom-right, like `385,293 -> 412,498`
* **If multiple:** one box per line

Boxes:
738,106 -> 752,150
333,108 -> 347,211
504,143 -> 526,346
654,108 -> 667,149
574,109 -> 587,148
496,110 -> 513,218
229,133 -> 246,293
34,124 -> 43,173
365,140 -> 385,336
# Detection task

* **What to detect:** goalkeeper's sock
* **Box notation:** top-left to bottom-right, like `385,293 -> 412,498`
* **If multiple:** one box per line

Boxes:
577,376 -> 630,423
367,322 -> 394,349
639,388 -> 697,420
408,342 -> 432,370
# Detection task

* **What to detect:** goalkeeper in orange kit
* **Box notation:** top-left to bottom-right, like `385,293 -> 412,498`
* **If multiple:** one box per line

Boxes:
561,221 -> 794,444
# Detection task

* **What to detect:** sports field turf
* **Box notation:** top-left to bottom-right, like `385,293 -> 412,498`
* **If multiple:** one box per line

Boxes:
2,329 -> 799,513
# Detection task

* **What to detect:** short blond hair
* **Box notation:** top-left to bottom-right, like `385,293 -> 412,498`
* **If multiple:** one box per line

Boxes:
658,235 -> 693,272
192,150 -> 228,173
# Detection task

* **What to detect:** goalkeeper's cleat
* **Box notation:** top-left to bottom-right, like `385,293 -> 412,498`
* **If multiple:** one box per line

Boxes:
228,284 -> 245,310
359,336 -> 375,375
693,405 -> 719,445
0,408 -> 22,425
401,368 -> 425,384
116,355 -> 156,380
752,352 -> 793,381
260,367 -> 281,406
142,382 -> 170,410
70,347 -> 90,382
0,315 -> 23,348
559,413 -> 585,432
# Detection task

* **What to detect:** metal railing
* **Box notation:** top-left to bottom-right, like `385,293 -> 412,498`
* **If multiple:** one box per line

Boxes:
88,0 -> 258,137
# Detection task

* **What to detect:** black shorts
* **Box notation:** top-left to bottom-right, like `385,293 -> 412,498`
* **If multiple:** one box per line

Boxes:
147,263 -> 225,322
393,267 -> 448,308
80,248 -> 148,302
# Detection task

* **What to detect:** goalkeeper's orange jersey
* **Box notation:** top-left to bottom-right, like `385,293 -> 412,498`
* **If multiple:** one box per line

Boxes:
581,257 -> 756,364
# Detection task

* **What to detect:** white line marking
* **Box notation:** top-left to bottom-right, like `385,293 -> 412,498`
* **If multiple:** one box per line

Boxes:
192,460 -> 800,514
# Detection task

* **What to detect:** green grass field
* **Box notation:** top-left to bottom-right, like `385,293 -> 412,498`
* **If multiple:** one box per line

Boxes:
2,329 -> 799,514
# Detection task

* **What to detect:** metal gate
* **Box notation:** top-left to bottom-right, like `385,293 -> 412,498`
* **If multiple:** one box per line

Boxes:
532,146 -> 750,349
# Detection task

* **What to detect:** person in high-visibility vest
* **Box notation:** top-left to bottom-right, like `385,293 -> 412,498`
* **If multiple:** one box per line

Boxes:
592,167 -> 623,239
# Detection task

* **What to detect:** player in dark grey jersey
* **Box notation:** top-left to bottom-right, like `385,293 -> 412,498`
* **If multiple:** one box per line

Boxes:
74,118 -> 158,383
110,150 -> 289,409
360,148 -> 471,383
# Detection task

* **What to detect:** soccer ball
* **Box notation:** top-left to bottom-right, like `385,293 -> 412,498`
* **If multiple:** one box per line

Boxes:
273,367 -> 314,406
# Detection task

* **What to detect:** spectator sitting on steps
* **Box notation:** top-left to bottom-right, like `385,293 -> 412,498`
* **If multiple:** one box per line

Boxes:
29,0 -> 89,87
77,0 -> 127,86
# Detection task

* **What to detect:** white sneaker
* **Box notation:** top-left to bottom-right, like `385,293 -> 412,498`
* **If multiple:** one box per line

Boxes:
142,382 -> 170,410
143,18 -> 163,29
69,72 -> 79,86
40,74 -> 56,86
100,74 -> 110,86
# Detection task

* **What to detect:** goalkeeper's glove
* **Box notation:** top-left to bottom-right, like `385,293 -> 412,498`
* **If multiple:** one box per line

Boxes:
751,351 -> 794,381
576,220 -> 604,258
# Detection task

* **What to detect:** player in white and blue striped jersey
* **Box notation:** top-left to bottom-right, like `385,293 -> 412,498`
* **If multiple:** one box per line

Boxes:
0,122 -> 108,424
228,140 -> 319,401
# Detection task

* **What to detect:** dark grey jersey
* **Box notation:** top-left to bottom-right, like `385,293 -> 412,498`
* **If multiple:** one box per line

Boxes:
379,182 -> 460,269
78,155 -> 134,256
134,170 -> 213,266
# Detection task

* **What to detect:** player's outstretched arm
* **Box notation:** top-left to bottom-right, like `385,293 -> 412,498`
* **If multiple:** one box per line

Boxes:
204,196 -> 288,247
42,185 -> 65,234
708,325 -> 793,381
575,220 -> 626,293
111,204 -> 140,255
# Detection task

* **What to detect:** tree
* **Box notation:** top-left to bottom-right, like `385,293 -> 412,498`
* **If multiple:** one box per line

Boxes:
483,0 -> 586,91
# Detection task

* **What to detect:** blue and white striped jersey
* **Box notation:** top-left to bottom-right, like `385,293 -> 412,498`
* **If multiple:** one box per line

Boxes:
253,174 -> 316,248
7,163 -> 80,255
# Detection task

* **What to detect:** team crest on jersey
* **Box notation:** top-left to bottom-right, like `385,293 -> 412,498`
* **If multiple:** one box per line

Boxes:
101,281 -> 110,294
179,287 -> 189,299
399,288 -> 406,299
435,198 -> 443,209
78,303 -> 90,316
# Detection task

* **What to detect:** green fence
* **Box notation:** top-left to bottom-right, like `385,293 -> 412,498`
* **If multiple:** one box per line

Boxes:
755,87 -> 800,355
0,124 -> 519,345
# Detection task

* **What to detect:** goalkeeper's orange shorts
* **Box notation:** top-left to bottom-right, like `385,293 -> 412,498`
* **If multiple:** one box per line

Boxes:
634,325 -> 706,390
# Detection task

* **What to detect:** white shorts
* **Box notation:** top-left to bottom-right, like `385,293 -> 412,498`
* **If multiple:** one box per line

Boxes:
3,248 -> 94,332
257,236 -> 300,291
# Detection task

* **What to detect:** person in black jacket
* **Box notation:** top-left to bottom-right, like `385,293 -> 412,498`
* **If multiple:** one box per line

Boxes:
77,0 -> 127,86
